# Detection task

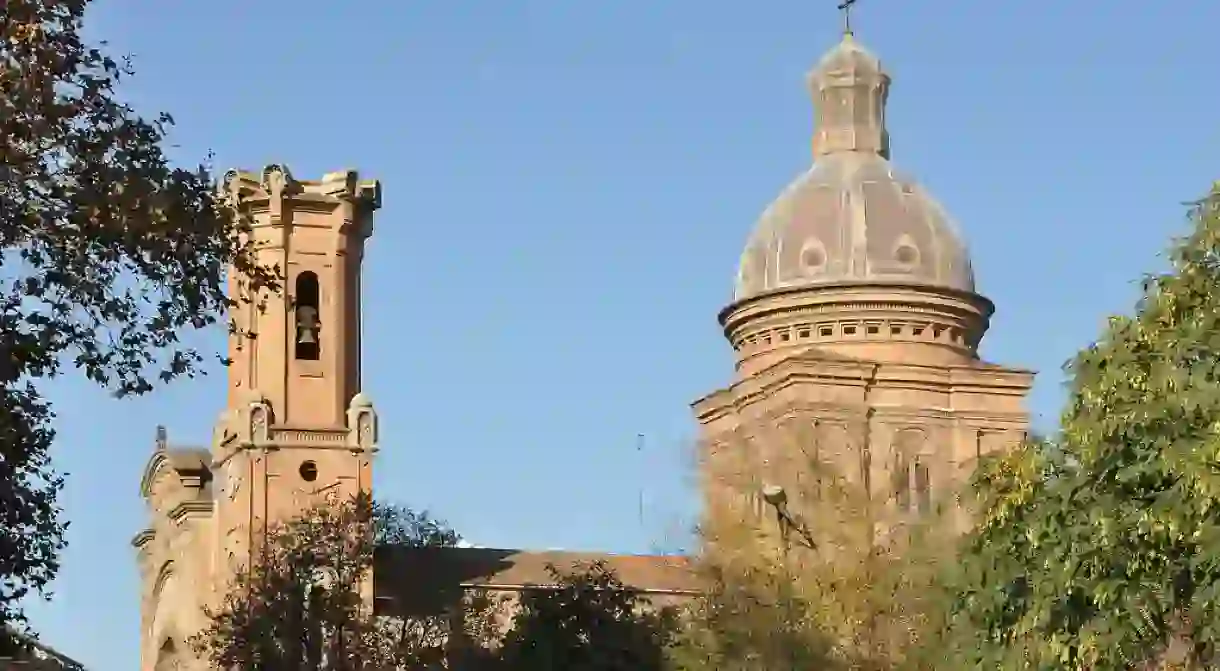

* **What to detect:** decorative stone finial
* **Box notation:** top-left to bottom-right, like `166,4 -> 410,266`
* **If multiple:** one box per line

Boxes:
261,164 -> 296,200
231,389 -> 273,447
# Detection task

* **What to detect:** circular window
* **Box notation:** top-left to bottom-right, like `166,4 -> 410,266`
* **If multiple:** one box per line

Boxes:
298,460 -> 318,482
799,239 -> 828,273
895,245 -> 919,265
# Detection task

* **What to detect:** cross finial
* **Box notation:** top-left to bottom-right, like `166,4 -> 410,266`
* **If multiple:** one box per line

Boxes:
837,0 -> 858,36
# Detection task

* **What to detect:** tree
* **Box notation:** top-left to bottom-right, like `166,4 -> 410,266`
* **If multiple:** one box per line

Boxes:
950,185 -> 1220,669
671,422 -> 957,670
493,561 -> 678,671
371,500 -> 500,670
192,493 -> 479,670
0,0 -> 274,649
373,501 -> 460,549
665,552 -> 837,671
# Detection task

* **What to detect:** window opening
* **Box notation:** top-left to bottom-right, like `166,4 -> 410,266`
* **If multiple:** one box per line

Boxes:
294,272 -> 321,360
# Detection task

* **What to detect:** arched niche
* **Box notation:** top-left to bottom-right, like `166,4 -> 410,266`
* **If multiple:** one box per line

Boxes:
891,428 -> 931,513
150,563 -> 185,662
154,638 -> 181,671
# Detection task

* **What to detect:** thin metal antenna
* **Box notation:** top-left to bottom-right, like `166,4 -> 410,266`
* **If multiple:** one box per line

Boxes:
636,433 -> 646,531
837,0 -> 859,36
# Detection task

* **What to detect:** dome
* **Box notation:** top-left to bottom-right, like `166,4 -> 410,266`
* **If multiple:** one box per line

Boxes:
816,32 -> 883,76
733,153 -> 974,301
732,34 -> 975,302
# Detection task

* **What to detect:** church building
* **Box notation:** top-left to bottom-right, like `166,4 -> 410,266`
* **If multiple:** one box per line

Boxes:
133,28 -> 1031,671
693,30 -> 1033,534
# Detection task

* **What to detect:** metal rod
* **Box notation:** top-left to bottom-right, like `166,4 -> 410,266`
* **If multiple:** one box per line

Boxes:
837,0 -> 859,35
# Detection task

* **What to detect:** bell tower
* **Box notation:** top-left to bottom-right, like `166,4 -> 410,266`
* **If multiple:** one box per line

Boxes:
224,164 -> 378,428
213,164 -> 382,574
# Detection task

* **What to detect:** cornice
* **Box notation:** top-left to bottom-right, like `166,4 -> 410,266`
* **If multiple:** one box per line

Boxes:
139,450 -> 168,499
719,282 -> 993,332
694,352 -> 878,422
950,411 -> 1030,425
722,281 -> 990,326
693,353 -> 1034,426
241,194 -> 343,216
139,447 -> 212,499
758,401 -> 871,424
270,424 -> 350,448
721,365 -> 879,419
222,165 -> 381,238
131,528 -> 156,550
168,499 -> 214,525
879,359 -> 1035,378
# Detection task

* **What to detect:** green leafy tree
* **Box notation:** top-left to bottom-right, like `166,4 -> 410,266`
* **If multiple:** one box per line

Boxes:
192,493 -> 483,670
493,561 -> 678,671
0,0 -> 273,652
950,185 -> 1220,669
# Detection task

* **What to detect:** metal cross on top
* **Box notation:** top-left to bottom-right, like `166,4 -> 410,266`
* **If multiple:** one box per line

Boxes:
837,0 -> 859,35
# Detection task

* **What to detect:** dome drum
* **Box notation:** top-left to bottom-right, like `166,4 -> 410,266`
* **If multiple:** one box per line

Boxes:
721,283 -> 993,376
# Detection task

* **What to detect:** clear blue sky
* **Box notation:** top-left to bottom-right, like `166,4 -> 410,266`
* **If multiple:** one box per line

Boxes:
22,0 -> 1220,668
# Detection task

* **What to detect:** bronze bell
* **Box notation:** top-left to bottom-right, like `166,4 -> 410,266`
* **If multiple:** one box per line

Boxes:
296,305 -> 319,344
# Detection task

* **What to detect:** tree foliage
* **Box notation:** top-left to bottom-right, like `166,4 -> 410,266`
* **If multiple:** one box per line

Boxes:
195,497 -> 678,671
0,0 -> 275,650
951,186 -> 1220,669
492,561 -> 678,671
671,423 -> 956,671
193,493 -> 472,670
666,555 -> 837,671
373,501 -> 460,550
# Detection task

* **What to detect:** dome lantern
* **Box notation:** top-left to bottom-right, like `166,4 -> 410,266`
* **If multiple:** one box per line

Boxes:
725,33 -> 992,373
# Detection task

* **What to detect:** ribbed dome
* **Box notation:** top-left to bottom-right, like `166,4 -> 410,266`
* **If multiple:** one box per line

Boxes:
816,32 -> 883,77
734,153 -> 974,301
732,34 -> 975,302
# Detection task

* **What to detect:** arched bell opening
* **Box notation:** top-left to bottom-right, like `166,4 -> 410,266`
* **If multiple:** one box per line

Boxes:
294,271 -> 321,361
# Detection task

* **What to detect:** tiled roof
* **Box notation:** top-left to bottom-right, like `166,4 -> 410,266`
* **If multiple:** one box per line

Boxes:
374,546 -> 699,617
0,628 -> 85,670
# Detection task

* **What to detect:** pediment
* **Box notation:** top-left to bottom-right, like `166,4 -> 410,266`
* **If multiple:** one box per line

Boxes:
139,447 -> 212,500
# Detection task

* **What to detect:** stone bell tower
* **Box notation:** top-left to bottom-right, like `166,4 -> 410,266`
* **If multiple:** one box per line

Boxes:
134,165 -> 383,671
213,164 -> 382,574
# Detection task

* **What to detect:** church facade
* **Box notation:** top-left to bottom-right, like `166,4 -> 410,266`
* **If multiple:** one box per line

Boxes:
132,30 -> 1031,671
